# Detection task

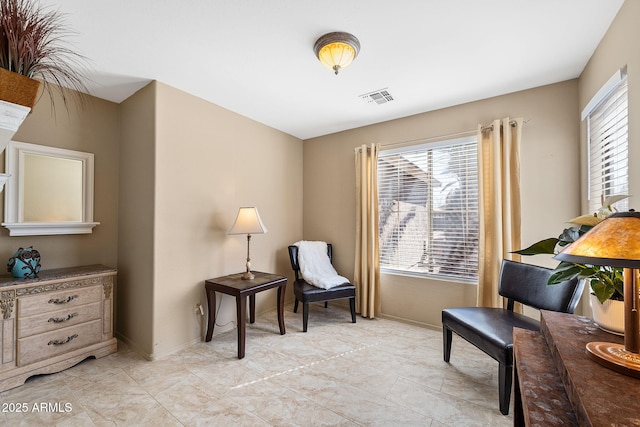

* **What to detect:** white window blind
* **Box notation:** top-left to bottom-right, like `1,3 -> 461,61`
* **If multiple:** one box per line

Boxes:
587,76 -> 628,213
377,137 -> 479,282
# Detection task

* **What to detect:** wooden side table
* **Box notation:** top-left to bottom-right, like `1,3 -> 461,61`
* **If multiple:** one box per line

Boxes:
204,271 -> 287,359
513,311 -> 640,426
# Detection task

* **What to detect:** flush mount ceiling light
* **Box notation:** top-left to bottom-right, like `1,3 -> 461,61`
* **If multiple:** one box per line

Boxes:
314,32 -> 361,75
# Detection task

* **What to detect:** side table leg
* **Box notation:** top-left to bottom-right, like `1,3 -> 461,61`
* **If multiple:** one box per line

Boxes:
277,284 -> 286,335
205,289 -> 216,342
514,352 -> 524,426
236,295 -> 247,359
249,294 -> 256,324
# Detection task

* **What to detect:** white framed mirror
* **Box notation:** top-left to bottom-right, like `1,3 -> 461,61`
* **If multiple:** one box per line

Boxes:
3,141 -> 99,236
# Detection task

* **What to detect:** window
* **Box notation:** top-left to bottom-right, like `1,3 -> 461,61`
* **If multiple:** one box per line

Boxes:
378,136 -> 478,282
585,71 -> 628,213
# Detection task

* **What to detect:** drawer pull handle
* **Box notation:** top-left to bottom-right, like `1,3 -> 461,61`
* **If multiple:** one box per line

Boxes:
48,334 -> 78,346
48,313 -> 78,323
48,295 -> 78,305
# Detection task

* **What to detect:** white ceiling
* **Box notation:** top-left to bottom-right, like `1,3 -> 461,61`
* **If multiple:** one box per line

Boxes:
42,0 -> 624,140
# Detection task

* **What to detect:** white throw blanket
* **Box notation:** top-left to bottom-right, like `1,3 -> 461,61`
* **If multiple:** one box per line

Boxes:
294,241 -> 349,289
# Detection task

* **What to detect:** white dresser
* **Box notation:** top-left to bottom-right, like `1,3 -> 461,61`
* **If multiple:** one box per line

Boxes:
0,265 -> 117,391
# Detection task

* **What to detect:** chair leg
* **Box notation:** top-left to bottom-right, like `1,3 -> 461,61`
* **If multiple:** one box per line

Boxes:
443,326 -> 453,362
349,297 -> 356,323
293,299 -> 299,313
498,363 -> 512,415
324,301 -> 328,308
302,302 -> 309,332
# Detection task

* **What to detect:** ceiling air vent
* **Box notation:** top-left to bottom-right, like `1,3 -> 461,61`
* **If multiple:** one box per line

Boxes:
360,88 -> 394,105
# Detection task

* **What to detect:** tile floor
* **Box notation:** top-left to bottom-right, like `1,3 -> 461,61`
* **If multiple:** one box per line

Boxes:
0,304 -> 513,426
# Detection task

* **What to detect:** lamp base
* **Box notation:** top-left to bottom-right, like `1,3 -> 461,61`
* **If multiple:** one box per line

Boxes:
586,342 -> 640,378
241,271 -> 255,280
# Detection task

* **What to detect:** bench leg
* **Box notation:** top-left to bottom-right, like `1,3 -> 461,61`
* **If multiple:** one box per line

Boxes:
498,362 -> 512,415
443,326 -> 453,362
302,302 -> 309,332
293,298 -> 299,313
349,297 -> 356,323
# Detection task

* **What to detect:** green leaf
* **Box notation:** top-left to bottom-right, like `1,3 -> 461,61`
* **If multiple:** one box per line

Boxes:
591,279 -> 615,304
577,225 -> 593,235
548,262 -> 582,284
512,238 -> 558,256
557,227 -> 581,246
579,266 -> 601,277
612,269 -> 625,296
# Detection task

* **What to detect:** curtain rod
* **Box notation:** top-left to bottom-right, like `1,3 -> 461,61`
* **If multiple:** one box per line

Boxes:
377,118 -> 528,150
480,118 -> 529,133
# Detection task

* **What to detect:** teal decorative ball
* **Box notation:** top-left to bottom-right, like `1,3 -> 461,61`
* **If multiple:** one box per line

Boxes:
8,247 -> 41,278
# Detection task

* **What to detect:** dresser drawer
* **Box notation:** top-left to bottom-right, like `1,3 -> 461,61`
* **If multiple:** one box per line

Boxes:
17,285 -> 102,318
17,301 -> 101,338
17,319 -> 102,367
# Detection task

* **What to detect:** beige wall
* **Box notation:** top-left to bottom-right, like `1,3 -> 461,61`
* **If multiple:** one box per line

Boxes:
303,80 -> 581,328
118,82 -> 303,359
577,0 -> 638,315
579,0 -> 639,212
3,90 -> 120,270
117,82 -> 157,357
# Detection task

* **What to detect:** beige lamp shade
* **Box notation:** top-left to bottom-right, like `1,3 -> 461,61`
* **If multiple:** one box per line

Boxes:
228,207 -> 267,280
555,211 -> 640,268
228,207 -> 267,235
314,32 -> 360,75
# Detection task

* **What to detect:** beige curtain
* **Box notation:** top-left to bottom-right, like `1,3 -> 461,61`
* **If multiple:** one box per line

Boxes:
354,144 -> 381,318
477,118 -> 523,308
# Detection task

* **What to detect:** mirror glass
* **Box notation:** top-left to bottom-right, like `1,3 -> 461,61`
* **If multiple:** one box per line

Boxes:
3,141 -> 99,236
23,153 -> 83,222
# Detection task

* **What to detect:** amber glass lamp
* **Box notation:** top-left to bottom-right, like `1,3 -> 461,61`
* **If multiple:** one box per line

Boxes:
314,32 -> 360,75
228,207 -> 268,280
555,211 -> 640,377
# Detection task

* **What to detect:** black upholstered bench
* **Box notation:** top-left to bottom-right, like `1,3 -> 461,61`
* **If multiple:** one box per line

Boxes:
441,260 -> 583,415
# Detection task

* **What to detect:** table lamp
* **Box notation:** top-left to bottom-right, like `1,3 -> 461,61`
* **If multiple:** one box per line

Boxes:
228,207 -> 268,280
554,210 -> 640,378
